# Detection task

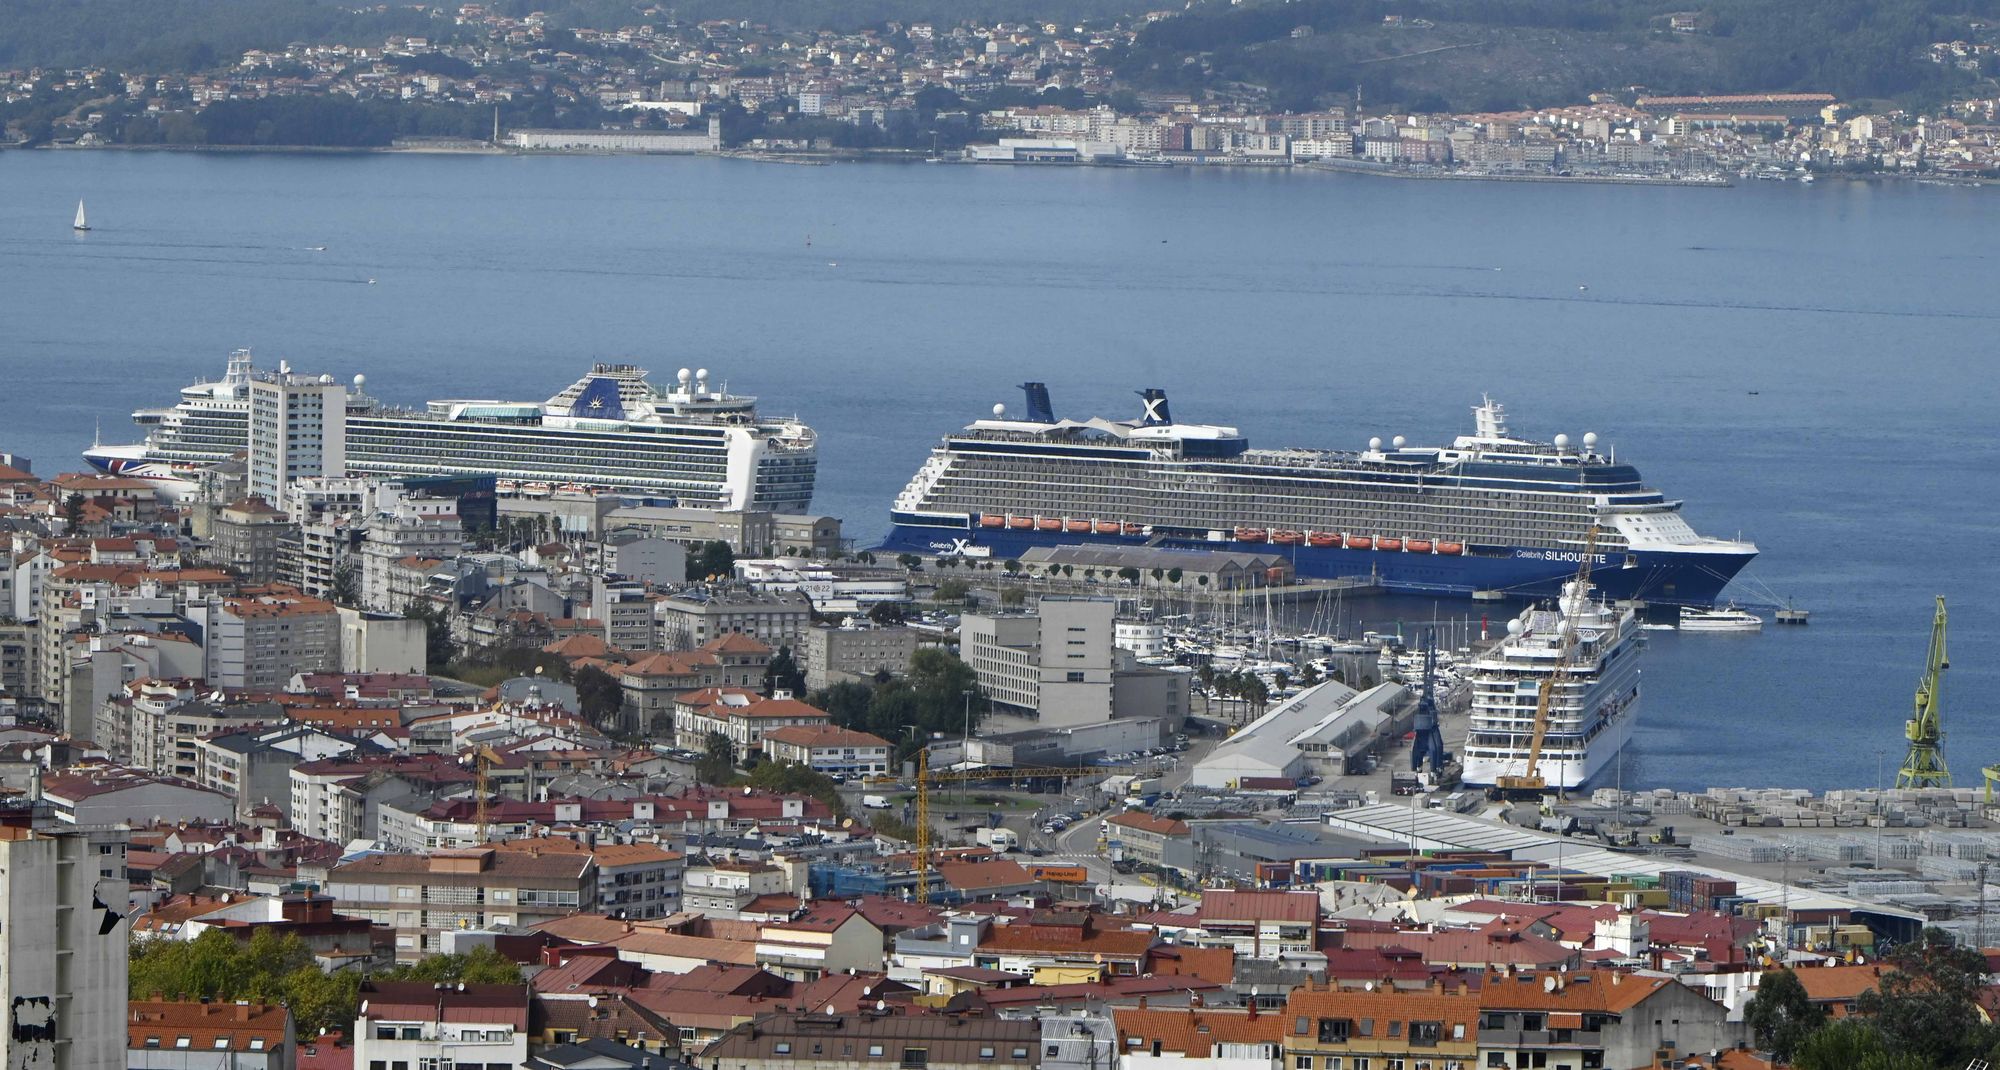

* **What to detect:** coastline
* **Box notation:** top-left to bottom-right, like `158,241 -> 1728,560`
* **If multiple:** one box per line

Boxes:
13,139 -> 1995,186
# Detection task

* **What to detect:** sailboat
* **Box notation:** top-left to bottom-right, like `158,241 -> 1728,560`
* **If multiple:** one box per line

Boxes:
72,201 -> 90,232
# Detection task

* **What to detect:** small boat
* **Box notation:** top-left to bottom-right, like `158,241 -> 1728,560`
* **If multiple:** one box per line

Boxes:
1036,517 -> 1062,531
1344,535 -> 1373,551
1307,532 -> 1338,548
1234,527 -> 1267,543
522,482 -> 552,498
72,200 -> 90,232
495,479 -> 520,494
1376,537 -> 1404,552
1121,523 -> 1143,536
1435,542 -> 1464,555
1679,604 -> 1763,633
1271,530 -> 1303,546
1406,539 -> 1433,554
979,515 -> 1006,529
1094,520 -> 1121,535
1065,518 -> 1091,533
1008,516 -> 1034,530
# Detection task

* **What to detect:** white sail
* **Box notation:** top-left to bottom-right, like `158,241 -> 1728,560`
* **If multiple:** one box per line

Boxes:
72,200 -> 89,230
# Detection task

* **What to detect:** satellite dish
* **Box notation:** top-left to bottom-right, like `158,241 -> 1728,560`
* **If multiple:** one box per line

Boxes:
589,995 -> 599,1008
1543,975 -> 1558,992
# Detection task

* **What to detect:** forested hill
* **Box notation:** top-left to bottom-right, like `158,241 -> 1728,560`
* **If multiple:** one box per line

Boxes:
1120,0 -> 2000,111
0,0 -> 449,71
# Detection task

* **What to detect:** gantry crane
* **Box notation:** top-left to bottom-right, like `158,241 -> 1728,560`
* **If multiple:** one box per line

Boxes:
910,750 -> 1161,902
1899,596 -> 1950,789
1492,525 -> 1598,800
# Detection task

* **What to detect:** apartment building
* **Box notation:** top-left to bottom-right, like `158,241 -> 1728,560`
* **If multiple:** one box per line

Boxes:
325,847 -> 597,960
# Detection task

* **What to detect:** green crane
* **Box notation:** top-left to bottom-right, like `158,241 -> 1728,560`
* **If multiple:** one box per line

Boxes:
1898,596 -> 1950,789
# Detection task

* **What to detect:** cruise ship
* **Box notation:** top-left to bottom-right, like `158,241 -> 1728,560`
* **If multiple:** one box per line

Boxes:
880,384 -> 1755,604
86,352 -> 817,510
1458,580 -> 1641,789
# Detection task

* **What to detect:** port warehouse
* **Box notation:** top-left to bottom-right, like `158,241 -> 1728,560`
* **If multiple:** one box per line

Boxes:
508,121 -> 721,153
1323,804 -> 1927,945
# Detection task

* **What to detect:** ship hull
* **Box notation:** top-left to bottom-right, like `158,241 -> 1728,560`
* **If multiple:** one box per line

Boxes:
1458,702 -> 1637,790
82,445 -> 203,501
879,515 -> 1751,606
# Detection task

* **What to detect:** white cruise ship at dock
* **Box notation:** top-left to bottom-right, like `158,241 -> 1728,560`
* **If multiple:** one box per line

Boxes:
1458,579 -> 1642,789
85,353 -> 817,510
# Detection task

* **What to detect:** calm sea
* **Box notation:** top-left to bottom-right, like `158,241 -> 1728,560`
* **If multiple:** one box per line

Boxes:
2,150 -> 1996,792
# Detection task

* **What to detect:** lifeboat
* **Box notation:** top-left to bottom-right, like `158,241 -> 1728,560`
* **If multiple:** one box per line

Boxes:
1121,523 -> 1144,536
1435,541 -> 1464,555
1406,538 -> 1434,554
1307,531 -> 1339,548
1234,527 -> 1268,543
980,515 -> 1006,529
1344,535 -> 1373,551
1095,520 -> 1122,535
495,480 -> 520,494
1008,516 -> 1034,530
1065,519 -> 1092,533
522,482 -> 552,498
1271,530 -> 1303,546
1036,517 -> 1062,531
1377,537 -> 1403,552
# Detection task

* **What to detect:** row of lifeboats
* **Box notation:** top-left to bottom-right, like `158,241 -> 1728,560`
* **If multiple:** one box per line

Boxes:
1235,528 -> 1464,554
980,515 -> 1145,535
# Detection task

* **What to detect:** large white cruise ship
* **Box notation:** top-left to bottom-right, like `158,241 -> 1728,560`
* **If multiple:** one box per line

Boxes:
86,353 -> 817,511
1458,579 -> 1642,789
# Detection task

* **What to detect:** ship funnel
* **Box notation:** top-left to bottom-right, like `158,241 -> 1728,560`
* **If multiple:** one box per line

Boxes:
1019,382 -> 1055,424
1137,388 -> 1172,426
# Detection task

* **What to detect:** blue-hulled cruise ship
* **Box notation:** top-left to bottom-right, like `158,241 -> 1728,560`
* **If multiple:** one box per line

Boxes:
879,384 -> 1756,605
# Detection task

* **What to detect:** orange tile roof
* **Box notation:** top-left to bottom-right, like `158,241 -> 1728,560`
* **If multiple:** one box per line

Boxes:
1477,970 -> 1672,1013
1108,811 -> 1189,837
937,857 -> 1038,895
128,1000 -> 291,1051
1114,1006 -> 1287,1057
1789,964 -> 1886,1004
762,725 -> 892,749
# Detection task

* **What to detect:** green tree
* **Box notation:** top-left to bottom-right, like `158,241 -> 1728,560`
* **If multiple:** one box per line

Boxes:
328,560 -> 359,606
1853,929 -> 1991,1068
935,579 -> 970,604
737,759 -> 846,817
1790,1019 -> 1923,1070
573,665 -> 625,728
380,946 -> 523,985
896,553 -> 921,570
1166,567 -> 1183,584
129,929 -> 362,1040
813,680 -> 875,730
1000,587 -> 1027,606
689,540 -> 736,580
61,492 -> 86,532
766,646 -> 807,696
1745,968 -> 1828,1062
1117,566 -> 1141,584
1002,558 -> 1019,574
867,601 -> 906,625
403,601 -> 457,672
696,730 -> 737,785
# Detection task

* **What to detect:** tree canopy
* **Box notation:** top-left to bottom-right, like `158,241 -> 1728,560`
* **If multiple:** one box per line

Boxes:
129,929 -> 522,1040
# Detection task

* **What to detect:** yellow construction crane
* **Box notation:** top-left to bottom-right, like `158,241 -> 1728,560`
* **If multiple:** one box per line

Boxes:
1492,525 -> 1598,800
911,751 -> 1156,902
472,744 -> 504,843
1898,596 -> 1950,789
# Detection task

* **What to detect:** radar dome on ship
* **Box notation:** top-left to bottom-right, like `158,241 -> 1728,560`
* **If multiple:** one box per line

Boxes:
1368,437 -> 1382,451
1507,619 -> 1523,635
1583,432 -> 1598,448
353,374 -> 367,389
697,368 -> 709,381
1392,435 -> 1406,449
992,403 -> 1007,417
677,368 -> 692,383
1554,433 -> 1570,448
